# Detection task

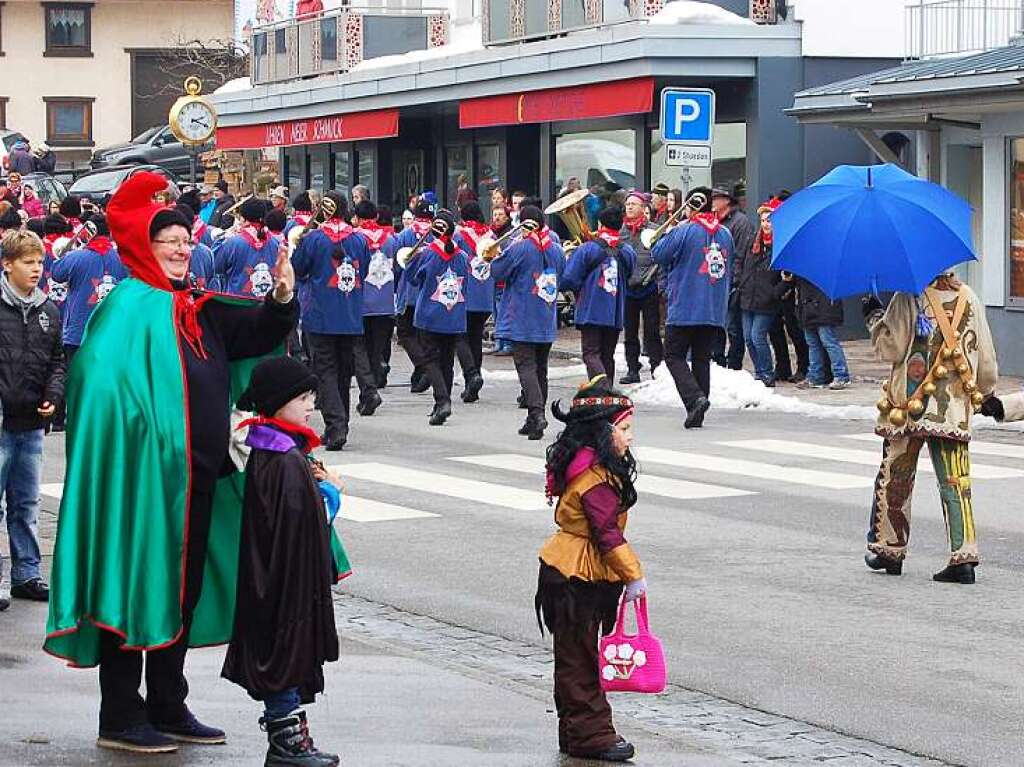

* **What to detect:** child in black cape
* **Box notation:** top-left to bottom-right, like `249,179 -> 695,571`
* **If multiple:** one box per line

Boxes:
222,355 -> 348,767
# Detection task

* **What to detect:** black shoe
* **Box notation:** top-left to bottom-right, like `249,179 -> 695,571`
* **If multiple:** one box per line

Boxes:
429,402 -> 452,426
527,417 -> 547,441
933,562 -> 976,584
0,596 -> 10,612
324,437 -> 346,452
567,737 -> 635,762
760,376 -> 777,388
410,374 -> 430,394
261,709 -> 338,766
864,552 -> 903,576
359,390 -> 382,417
790,371 -> 807,384
461,372 -> 484,403
517,392 -> 527,409
684,397 -> 710,429
97,723 -> 178,754
619,370 -> 641,385
153,712 -> 226,745
11,578 -> 48,602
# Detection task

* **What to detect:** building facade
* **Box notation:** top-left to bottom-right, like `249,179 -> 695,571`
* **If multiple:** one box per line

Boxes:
1,0 -> 233,168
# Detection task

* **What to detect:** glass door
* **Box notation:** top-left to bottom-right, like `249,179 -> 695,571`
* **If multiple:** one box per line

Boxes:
445,144 -> 471,210
475,143 -> 502,218
391,148 -> 424,214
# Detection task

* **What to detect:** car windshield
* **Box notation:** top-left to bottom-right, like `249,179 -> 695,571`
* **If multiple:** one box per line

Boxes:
70,168 -> 132,193
132,126 -> 161,144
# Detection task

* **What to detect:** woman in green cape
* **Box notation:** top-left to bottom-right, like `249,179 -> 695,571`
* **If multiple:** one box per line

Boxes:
44,171 -> 300,755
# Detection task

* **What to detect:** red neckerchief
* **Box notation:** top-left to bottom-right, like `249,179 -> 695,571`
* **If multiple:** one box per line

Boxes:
623,214 -> 647,236
527,225 -> 552,251
596,226 -> 621,247
357,221 -> 389,250
321,218 -> 354,243
412,218 -> 432,237
654,203 -> 667,220
192,217 -> 208,244
173,289 -> 215,360
239,223 -> 266,248
66,216 -> 81,231
428,237 -> 454,262
236,414 -> 322,451
457,222 -> 490,254
43,232 -> 64,256
292,212 -> 312,228
87,236 -> 114,255
691,212 -> 721,234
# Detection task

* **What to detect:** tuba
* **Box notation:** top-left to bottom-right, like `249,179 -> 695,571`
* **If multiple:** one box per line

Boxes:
287,196 -> 337,256
639,189 -> 709,250
544,188 -> 593,256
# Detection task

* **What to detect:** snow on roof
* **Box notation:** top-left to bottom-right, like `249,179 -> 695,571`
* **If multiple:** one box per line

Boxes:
649,0 -> 754,26
213,77 -> 254,95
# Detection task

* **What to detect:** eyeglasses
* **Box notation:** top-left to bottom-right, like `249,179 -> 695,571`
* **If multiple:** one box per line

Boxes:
151,238 -> 192,250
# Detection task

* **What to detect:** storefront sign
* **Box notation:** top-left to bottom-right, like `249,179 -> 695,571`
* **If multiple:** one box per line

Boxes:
459,78 -> 654,129
216,109 -> 400,149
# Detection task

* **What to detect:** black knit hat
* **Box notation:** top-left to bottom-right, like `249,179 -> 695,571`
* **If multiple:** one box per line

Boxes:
60,195 -> 82,219
237,356 -> 319,417
149,208 -> 191,239
44,213 -> 71,236
239,196 -> 267,223
460,200 -> 484,224
0,207 -> 22,231
519,205 -> 544,226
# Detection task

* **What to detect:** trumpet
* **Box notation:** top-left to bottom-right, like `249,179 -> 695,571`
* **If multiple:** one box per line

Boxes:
53,220 -> 98,258
287,197 -> 337,256
639,189 -> 709,250
396,217 -> 452,269
220,193 -> 253,219
479,219 -> 539,262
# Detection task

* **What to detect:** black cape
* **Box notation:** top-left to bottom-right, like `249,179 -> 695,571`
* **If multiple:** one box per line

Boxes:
221,431 -> 339,702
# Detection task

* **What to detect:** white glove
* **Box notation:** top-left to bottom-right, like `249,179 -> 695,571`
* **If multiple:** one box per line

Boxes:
623,577 -> 647,602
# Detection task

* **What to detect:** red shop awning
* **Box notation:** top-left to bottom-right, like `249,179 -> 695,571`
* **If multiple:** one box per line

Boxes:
459,78 -> 654,129
216,108 -> 399,150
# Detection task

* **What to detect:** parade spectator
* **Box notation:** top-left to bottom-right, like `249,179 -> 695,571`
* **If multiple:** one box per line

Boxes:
32,143 -> 57,174
209,181 -> 235,229
6,173 -> 23,204
47,199 -> 61,216
711,185 -> 753,370
223,355 -> 346,767
455,174 -> 476,208
738,198 -> 784,387
20,184 -> 45,218
0,229 -> 65,610
620,190 -> 661,383
0,178 -> 17,208
0,204 -> 21,233
7,141 -> 35,175
269,185 -> 289,212
491,186 -> 508,213
649,182 -> 671,223
198,185 -> 217,223
401,208 -> 414,232
783,273 -> 851,390
351,184 -> 369,206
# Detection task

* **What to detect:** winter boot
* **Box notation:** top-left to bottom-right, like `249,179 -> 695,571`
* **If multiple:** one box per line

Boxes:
933,562 -> 976,584
461,371 -> 484,403
619,369 -> 641,385
410,371 -> 430,394
429,401 -> 452,426
684,397 -> 710,429
526,414 -> 547,441
864,552 -> 902,576
357,390 -> 382,417
261,710 -> 339,767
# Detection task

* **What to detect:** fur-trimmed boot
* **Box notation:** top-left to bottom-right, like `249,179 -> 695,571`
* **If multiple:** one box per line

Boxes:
261,709 -> 339,766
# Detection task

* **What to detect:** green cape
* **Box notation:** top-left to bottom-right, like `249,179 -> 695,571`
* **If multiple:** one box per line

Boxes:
44,278 -> 348,667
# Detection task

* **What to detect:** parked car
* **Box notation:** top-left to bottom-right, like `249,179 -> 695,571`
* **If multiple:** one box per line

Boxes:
91,125 -> 211,178
20,173 -> 68,207
69,164 -> 179,207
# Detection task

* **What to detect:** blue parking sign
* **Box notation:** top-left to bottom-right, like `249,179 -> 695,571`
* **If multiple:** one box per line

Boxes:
660,89 -> 715,145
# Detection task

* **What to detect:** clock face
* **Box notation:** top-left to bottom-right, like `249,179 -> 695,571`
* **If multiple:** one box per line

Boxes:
175,100 -> 216,143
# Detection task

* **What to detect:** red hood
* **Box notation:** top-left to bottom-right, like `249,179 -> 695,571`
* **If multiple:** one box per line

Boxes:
105,171 -> 172,290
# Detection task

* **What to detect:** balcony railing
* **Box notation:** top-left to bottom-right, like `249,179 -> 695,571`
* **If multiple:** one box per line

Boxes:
905,0 -> 1024,59
250,2 -> 450,85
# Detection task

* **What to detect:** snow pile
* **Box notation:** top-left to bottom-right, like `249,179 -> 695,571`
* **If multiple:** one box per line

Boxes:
351,18 -> 483,72
648,0 -> 755,26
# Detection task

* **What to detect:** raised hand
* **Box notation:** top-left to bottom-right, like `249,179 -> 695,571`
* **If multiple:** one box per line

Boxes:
273,239 -> 295,303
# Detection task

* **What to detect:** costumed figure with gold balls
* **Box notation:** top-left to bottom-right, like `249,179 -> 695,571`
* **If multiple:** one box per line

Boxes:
862,271 -> 998,584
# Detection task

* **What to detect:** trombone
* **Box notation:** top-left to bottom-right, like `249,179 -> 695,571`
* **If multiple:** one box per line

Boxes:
479,219 -> 539,262
396,216 -> 452,269
544,188 -> 593,256
287,196 -> 337,256
638,189 -> 709,250
53,220 -> 98,258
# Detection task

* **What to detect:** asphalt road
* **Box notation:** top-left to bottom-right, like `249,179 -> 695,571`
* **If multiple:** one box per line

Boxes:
26,353 -> 1024,767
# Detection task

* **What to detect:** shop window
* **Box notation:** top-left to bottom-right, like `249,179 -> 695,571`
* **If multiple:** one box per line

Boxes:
475,144 -> 502,218
650,122 -> 746,203
332,146 -> 351,201
44,97 -> 93,146
446,145 -> 471,210
1009,138 -> 1024,305
284,146 -> 305,194
44,3 -> 91,57
356,147 -> 376,202
308,146 -> 328,193
555,129 -> 636,196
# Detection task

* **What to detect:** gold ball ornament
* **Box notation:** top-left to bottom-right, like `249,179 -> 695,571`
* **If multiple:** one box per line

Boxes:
954,330 -> 962,341
956,362 -> 969,376
964,380 -> 976,393
941,348 -> 954,360
877,398 -> 893,414
888,408 -> 907,427
881,381 -> 889,392
934,365 -> 949,380
907,399 -> 925,417
952,348 -> 963,359
922,381 -> 937,396
971,391 -> 984,407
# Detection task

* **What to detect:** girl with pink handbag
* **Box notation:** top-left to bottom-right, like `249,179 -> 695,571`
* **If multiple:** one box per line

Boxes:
535,374 -> 648,763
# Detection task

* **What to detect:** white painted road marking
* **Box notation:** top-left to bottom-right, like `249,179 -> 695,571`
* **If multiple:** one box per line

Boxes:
844,432 -> 1024,461
718,439 -> 1023,481
452,454 -> 755,500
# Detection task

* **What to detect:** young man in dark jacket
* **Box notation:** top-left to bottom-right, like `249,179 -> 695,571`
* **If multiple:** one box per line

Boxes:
620,191 -> 662,383
0,229 -> 65,610
782,273 -> 851,389
711,186 -> 753,370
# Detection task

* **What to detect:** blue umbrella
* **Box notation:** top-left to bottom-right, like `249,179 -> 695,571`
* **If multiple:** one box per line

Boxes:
770,164 -> 975,300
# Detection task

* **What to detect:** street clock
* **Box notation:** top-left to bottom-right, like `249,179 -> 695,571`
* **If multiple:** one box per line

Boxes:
168,77 -> 217,145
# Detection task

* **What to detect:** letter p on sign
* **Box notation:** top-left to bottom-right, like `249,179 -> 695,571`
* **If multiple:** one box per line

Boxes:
659,89 -> 715,145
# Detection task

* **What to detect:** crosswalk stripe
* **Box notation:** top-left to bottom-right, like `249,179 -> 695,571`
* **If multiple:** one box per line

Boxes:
40,482 -> 437,523
634,446 -> 874,489
843,432 -> 1024,461
450,454 -> 755,500
331,462 -> 548,510
718,439 -> 1024,480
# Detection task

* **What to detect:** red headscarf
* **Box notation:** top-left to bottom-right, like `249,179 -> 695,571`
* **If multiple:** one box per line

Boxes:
752,197 -> 783,254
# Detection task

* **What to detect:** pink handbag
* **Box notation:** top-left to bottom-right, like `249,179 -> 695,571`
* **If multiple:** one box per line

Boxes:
598,594 -> 667,694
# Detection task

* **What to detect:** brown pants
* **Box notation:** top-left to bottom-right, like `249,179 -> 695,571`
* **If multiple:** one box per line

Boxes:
552,619 -> 617,754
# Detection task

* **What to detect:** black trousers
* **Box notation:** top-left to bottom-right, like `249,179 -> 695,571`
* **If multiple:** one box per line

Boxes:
623,294 -> 662,372
363,315 -> 394,385
665,324 -> 716,410
769,302 -> 809,379
456,311 -> 490,380
307,332 -> 377,441
579,325 -> 620,383
396,306 -> 427,381
98,490 -> 214,732
512,342 -> 552,420
419,330 -> 458,406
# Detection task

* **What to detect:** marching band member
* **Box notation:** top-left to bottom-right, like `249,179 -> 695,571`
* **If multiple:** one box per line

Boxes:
292,192 -> 378,451
394,200 -> 435,393
454,201 -> 492,403
175,203 -> 217,291
284,191 -> 313,240
213,197 -> 280,299
406,209 -> 468,426
561,206 -> 636,384
619,190 -> 662,384
652,187 -> 733,429
354,199 -> 397,389
488,205 -> 563,440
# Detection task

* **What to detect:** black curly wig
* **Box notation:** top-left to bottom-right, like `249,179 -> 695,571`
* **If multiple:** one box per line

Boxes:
545,375 -> 637,509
